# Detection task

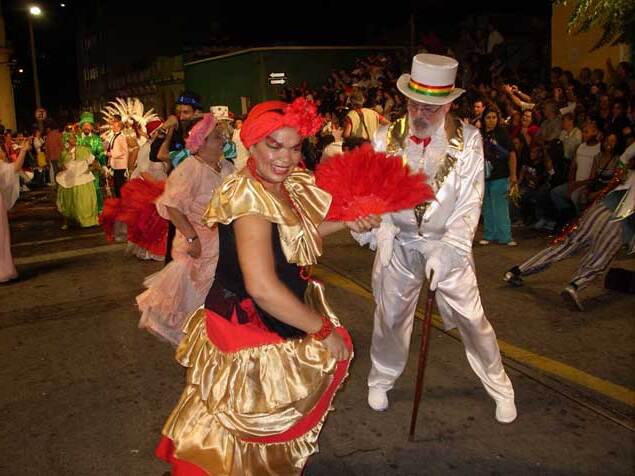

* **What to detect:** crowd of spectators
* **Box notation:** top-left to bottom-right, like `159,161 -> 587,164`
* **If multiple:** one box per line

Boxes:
276,21 -> 634,243
4,19 -> 633,245
1,122 -> 64,191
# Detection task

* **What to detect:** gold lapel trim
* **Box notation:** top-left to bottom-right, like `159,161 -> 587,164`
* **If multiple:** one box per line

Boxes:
386,116 -> 409,155
413,115 -> 464,227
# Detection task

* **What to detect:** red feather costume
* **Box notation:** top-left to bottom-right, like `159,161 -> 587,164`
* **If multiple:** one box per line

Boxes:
100,177 -> 168,256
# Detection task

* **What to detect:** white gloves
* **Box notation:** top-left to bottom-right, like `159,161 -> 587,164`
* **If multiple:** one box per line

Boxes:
375,220 -> 399,266
351,215 -> 399,267
420,241 -> 463,290
351,215 -> 466,283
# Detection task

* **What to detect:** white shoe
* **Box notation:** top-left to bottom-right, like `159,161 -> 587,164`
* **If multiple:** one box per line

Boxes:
479,239 -> 491,245
561,284 -> 584,311
368,387 -> 389,411
506,240 -> 518,247
495,399 -> 517,423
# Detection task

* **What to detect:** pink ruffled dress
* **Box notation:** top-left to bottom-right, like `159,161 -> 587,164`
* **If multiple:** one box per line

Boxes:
136,156 -> 234,345
0,160 -> 19,282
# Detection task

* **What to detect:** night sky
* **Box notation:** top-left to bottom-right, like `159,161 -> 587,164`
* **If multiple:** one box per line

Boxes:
3,0 -> 78,129
2,0 -> 551,130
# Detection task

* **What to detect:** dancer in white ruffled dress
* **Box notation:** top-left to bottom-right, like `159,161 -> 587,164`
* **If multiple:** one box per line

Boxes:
0,138 -> 29,283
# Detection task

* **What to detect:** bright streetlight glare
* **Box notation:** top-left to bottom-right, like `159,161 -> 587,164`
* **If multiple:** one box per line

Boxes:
29,6 -> 42,16
60,3 -> 66,7
18,68 -> 24,73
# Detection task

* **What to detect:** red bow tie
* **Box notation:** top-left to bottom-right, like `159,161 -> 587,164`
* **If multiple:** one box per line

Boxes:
410,135 -> 431,147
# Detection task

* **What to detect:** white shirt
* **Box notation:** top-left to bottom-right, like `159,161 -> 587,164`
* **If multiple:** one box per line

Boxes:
559,102 -> 577,116
233,129 -> 249,171
403,120 -> 448,183
130,141 -> 167,180
321,141 -> 343,160
615,142 -> 635,192
559,127 -> 582,160
56,147 -> 95,188
108,133 -> 129,170
33,137 -> 45,153
574,142 -> 601,181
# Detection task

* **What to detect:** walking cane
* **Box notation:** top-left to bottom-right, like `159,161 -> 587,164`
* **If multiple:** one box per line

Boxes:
408,270 -> 436,442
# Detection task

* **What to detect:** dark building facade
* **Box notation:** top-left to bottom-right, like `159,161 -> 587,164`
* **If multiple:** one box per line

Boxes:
75,1 -> 186,119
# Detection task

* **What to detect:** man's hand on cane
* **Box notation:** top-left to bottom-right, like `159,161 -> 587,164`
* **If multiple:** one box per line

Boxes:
422,241 -> 463,291
424,257 -> 441,291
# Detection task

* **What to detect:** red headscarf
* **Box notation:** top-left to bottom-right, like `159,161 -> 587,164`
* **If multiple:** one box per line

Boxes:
240,97 -> 323,149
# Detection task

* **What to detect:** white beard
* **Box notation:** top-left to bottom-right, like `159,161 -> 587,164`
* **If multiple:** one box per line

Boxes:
410,115 -> 444,139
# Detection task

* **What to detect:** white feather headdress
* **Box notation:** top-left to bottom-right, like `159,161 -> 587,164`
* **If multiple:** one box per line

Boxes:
100,97 -> 159,142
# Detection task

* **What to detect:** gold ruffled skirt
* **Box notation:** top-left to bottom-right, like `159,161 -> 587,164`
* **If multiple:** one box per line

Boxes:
157,280 -> 352,476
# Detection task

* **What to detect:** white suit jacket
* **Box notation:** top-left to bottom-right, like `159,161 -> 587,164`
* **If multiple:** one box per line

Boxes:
369,115 -> 484,258
108,133 -> 129,170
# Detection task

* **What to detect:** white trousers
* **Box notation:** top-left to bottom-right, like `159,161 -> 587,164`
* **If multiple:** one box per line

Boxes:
368,241 -> 515,403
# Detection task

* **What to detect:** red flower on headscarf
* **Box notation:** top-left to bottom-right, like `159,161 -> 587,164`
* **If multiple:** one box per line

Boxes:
283,98 -> 323,137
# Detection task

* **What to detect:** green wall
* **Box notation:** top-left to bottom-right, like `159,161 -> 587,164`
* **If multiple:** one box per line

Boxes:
185,47 -> 405,114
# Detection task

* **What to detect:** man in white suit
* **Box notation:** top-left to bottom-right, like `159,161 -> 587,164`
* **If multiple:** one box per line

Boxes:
354,54 -> 517,423
106,114 -> 129,198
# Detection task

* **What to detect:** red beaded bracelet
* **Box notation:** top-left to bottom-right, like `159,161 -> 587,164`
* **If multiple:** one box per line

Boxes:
310,315 -> 334,341
299,266 -> 312,281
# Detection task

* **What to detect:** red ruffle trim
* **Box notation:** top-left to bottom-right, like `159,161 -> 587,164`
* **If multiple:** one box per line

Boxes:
156,302 -> 352,474
156,438 -> 208,476
99,177 -> 168,256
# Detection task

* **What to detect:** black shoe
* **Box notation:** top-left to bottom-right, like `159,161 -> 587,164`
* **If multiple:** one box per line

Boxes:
503,267 -> 523,287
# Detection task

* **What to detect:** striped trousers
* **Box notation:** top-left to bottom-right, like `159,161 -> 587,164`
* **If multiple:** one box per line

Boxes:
518,202 -> 624,290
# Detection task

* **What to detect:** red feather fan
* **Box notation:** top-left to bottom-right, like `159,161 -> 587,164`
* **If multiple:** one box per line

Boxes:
315,144 -> 435,221
99,177 -> 168,256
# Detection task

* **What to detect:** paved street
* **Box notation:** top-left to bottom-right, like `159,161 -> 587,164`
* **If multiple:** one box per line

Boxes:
1,189 -> 634,476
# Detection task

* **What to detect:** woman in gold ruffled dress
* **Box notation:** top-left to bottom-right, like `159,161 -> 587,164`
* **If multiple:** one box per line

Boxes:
155,98 -> 380,475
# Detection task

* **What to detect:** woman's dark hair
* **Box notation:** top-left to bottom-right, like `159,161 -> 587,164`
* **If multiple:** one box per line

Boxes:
480,105 -> 502,134
317,133 -> 335,152
512,131 -> 530,165
342,137 -> 370,152
453,96 -> 472,122
612,97 -> 628,113
561,112 -> 575,123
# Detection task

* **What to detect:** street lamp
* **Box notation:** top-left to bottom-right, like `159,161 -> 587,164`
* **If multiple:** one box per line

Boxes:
27,5 -> 42,109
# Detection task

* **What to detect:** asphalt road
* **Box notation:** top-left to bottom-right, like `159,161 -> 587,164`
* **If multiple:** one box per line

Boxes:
1,189 -> 633,475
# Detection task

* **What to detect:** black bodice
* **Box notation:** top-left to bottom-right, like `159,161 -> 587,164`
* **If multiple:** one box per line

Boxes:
204,222 -> 307,339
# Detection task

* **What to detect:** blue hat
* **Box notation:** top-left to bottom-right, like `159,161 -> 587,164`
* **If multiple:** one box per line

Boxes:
176,92 -> 202,110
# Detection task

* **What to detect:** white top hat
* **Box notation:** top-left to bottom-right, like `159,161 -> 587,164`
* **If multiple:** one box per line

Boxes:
396,54 -> 465,105
210,105 -> 230,121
